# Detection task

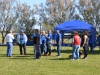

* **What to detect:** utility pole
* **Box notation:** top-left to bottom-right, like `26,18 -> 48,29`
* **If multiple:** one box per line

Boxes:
39,23 -> 41,34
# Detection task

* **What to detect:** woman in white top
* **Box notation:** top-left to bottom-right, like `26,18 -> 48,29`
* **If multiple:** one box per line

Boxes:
5,31 -> 14,57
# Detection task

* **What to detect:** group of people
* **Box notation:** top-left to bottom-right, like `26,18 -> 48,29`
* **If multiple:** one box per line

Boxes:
31,29 -> 53,59
70,31 -> 89,60
5,30 -> 28,57
31,29 -> 62,59
5,29 -> 62,59
5,29 -> 90,60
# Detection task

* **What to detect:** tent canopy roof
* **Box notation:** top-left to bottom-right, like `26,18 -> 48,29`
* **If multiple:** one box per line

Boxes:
54,20 -> 94,31
54,20 -> 96,47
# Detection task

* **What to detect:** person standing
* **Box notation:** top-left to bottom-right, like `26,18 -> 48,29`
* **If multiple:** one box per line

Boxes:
97,35 -> 100,51
40,31 -> 47,55
81,31 -> 89,59
88,35 -> 93,52
56,30 -> 62,57
5,31 -> 14,57
44,30 -> 52,56
17,30 -> 27,55
32,29 -> 41,59
70,31 -> 81,60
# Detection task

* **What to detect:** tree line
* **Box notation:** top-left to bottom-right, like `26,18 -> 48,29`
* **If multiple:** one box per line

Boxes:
0,0 -> 100,44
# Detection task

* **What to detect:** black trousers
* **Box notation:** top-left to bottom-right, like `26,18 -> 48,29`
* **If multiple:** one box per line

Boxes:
40,43 -> 46,55
45,42 -> 51,55
34,44 -> 41,58
83,44 -> 89,58
18,43 -> 26,55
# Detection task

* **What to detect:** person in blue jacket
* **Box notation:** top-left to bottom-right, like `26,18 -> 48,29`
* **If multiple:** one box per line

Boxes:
97,34 -> 100,51
40,31 -> 47,55
44,30 -> 52,56
88,35 -> 93,52
56,30 -> 62,57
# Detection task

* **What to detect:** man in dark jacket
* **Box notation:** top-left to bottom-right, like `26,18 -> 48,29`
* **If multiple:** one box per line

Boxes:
32,29 -> 40,59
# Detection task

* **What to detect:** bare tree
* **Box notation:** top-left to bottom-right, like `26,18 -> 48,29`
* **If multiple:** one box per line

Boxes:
0,0 -> 16,44
14,2 -> 38,34
39,0 -> 75,30
76,0 -> 100,32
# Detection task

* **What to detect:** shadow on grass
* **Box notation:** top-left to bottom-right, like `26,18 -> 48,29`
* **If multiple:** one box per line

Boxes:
88,50 -> 100,55
10,55 -> 33,60
27,54 -> 34,55
11,57 -> 32,60
0,54 -> 32,60
14,55 -> 31,57
0,54 -> 34,59
50,57 -> 70,60
52,49 -> 72,54
61,49 -> 72,54
0,54 -> 7,57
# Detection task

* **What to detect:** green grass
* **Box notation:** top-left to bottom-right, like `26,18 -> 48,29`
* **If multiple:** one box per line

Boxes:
0,46 -> 100,75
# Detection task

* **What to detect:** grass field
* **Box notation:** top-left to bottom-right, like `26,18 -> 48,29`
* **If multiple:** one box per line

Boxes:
0,46 -> 100,75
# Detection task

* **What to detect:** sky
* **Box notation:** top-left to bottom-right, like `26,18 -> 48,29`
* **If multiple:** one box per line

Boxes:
19,0 -> 46,6
19,0 -> 46,29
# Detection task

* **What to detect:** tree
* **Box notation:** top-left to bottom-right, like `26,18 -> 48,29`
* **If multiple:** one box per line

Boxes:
14,2 -> 38,34
39,0 -> 75,30
76,0 -> 100,32
0,0 -> 16,44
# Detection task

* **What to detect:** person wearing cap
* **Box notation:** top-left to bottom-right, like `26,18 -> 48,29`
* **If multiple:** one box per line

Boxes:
5,31 -> 14,57
17,30 -> 27,55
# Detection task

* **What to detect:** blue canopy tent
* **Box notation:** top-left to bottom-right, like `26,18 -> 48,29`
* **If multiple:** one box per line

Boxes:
54,20 -> 96,48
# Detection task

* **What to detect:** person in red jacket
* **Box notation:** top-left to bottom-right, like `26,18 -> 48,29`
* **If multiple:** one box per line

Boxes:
70,31 -> 81,60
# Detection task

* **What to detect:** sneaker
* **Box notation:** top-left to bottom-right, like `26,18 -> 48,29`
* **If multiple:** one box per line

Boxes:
76,59 -> 79,60
57,56 -> 61,58
34,57 -> 40,60
40,55 -> 42,57
70,59 -> 74,60
34,57 -> 36,59
43,54 -> 47,56
83,57 -> 87,59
